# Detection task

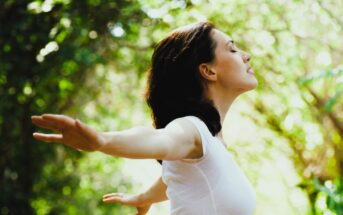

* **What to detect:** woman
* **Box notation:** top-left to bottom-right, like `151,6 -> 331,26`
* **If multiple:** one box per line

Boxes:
32,21 -> 257,215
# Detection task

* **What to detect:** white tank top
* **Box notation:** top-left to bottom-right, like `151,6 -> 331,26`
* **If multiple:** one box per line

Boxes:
161,116 -> 256,215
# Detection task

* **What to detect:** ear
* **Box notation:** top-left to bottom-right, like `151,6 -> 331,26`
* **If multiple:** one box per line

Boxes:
198,63 -> 217,81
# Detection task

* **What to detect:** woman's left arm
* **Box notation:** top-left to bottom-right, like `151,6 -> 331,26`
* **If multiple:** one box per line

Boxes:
103,176 -> 168,215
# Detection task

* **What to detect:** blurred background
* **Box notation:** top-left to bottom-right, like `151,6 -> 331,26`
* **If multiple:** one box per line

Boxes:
0,0 -> 342,214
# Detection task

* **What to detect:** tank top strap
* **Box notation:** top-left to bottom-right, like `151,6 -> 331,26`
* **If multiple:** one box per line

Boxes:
183,116 -> 214,139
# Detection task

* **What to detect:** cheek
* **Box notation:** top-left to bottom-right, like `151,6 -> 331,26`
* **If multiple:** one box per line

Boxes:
215,52 -> 242,73
217,71 -> 241,89
215,55 -> 244,87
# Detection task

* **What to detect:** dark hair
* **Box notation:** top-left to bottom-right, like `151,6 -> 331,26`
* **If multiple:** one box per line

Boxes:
144,21 -> 222,165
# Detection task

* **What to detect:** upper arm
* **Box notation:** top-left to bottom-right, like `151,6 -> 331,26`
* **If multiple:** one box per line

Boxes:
99,117 -> 202,160
157,118 -> 202,161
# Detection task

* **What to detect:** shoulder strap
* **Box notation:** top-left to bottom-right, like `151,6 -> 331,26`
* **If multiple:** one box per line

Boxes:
183,116 -> 213,138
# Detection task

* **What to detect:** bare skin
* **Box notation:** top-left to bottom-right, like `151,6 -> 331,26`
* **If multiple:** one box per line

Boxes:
200,28 -> 257,138
102,193 -> 151,215
32,114 -> 105,151
102,176 -> 167,215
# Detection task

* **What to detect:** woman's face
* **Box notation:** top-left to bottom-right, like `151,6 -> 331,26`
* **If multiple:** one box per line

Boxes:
207,29 -> 258,93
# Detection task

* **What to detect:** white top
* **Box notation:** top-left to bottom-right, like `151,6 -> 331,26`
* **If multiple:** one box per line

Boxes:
161,116 -> 256,215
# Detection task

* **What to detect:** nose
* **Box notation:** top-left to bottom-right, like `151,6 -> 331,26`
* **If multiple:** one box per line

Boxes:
242,53 -> 251,63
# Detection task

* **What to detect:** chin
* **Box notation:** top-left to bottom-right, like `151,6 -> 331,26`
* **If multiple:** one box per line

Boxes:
247,78 -> 258,90
236,81 -> 258,93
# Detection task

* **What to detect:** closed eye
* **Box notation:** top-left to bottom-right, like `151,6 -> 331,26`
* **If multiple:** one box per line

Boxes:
226,40 -> 238,53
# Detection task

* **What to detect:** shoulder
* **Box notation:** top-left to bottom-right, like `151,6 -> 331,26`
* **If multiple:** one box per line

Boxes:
163,116 -> 202,157
165,116 -> 200,139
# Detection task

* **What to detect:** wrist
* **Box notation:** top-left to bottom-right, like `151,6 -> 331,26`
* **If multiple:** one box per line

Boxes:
98,131 -> 116,152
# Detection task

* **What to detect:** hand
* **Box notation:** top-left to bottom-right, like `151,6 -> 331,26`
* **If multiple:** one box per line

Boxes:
103,193 -> 152,215
31,114 -> 106,151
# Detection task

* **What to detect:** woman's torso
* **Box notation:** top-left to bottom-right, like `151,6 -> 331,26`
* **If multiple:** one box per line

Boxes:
161,116 -> 256,215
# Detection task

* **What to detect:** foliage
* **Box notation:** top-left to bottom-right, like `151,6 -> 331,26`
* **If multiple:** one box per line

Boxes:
313,176 -> 343,214
0,0 -> 147,214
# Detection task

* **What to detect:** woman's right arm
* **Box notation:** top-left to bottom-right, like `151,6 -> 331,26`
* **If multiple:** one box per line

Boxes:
31,114 -> 201,161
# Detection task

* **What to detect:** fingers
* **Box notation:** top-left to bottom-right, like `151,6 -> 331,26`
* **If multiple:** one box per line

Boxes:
33,133 -> 63,143
31,115 -> 61,132
41,114 -> 74,130
102,193 -> 124,203
103,193 -> 150,215
103,192 -> 123,198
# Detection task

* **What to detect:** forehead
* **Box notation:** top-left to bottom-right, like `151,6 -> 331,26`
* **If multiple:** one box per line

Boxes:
211,29 -> 232,44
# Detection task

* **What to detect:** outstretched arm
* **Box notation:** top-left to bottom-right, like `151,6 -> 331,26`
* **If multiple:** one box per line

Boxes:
103,176 -> 168,215
31,114 -> 201,161
103,176 -> 168,204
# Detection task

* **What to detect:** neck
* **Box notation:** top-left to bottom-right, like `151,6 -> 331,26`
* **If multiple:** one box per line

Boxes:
206,87 -> 240,140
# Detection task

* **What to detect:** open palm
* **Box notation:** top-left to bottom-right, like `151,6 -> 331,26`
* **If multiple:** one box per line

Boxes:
103,193 -> 152,215
31,114 -> 105,151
